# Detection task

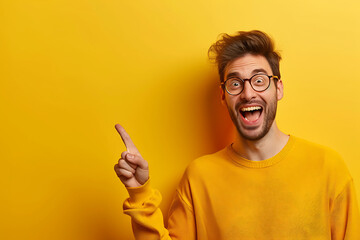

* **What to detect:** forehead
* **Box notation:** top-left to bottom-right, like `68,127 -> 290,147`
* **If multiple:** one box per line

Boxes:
224,54 -> 273,79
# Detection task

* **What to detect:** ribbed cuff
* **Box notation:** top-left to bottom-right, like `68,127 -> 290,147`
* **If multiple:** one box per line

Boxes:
126,178 -> 152,204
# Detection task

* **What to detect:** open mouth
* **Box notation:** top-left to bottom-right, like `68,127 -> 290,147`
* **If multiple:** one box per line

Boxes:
240,106 -> 263,122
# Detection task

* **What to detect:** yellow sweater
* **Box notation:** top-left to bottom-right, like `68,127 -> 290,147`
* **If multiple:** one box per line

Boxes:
123,136 -> 360,239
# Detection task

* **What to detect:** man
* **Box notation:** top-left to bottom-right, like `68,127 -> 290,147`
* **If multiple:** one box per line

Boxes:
114,30 -> 360,239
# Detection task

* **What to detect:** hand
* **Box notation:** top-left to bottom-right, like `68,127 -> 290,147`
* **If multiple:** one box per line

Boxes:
114,124 -> 149,188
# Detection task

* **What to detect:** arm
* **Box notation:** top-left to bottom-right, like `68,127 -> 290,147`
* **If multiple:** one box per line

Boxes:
330,178 -> 360,240
114,124 -> 196,240
123,180 -> 196,240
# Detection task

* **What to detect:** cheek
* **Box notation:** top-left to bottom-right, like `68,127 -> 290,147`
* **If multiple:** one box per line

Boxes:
225,95 -> 238,111
224,94 -> 232,104
263,87 -> 279,103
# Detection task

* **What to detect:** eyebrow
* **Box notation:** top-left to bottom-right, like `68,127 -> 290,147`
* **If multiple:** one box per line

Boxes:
225,68 -> 269,80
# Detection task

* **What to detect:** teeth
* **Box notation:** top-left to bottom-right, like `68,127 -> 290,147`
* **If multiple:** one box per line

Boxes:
241,106 -> 262,112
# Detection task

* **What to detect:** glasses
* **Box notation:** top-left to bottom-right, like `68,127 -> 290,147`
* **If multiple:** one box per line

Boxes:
221,74 -> 279,95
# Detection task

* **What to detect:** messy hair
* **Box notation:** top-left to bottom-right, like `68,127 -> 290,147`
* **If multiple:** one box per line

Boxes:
208,30 -> 281,86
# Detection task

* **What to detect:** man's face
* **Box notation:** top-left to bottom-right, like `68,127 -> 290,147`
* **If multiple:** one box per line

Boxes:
222,54 -> 283,141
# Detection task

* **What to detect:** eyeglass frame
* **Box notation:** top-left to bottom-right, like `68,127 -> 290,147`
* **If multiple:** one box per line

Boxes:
221,74 -> 279,95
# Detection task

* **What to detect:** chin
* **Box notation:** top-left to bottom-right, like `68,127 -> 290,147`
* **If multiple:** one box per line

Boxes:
235,118 -> 275,141
238,129 -> 267,141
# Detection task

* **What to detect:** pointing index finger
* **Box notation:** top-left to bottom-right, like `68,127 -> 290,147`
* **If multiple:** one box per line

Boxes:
115,124 -> 140,154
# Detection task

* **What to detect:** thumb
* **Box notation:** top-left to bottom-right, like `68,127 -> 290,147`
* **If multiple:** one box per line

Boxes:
126,153 -> 148,170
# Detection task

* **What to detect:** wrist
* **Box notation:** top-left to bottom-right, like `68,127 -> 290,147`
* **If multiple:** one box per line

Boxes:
126,178 -> 152,204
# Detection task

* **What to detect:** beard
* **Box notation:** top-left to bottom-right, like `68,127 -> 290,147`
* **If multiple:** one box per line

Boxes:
227,96 -> 278,141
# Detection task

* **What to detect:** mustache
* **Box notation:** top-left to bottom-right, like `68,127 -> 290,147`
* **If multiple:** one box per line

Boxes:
235,100 -> 265,110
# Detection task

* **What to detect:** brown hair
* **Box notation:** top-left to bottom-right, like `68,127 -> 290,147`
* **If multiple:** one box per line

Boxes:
208,30 -> 281,86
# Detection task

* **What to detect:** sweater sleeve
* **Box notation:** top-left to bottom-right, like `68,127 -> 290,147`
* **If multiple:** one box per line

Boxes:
123,179 -> 196,240
330,178 -> 360,240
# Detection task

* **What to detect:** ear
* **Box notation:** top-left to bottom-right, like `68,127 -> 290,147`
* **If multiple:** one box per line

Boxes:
276,79 -> 284,101
220,86 -> 226,105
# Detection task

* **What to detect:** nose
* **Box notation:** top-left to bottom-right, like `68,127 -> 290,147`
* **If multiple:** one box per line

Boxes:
240,80 -> 256,101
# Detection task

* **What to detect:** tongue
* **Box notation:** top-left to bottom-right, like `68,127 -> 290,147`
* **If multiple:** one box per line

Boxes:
243,110 -> 261,121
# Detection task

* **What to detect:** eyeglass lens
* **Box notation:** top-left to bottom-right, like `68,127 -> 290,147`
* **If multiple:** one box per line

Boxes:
225,74 -> 270,95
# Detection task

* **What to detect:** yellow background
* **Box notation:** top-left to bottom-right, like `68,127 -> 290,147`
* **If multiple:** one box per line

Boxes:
2,0 -> 360,239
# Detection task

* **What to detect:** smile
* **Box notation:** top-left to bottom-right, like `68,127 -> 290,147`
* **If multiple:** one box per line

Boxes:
240,106 -> 263,122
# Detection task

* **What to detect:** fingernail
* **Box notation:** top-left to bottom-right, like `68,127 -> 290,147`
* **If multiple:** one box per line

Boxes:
127,154 -> 134,159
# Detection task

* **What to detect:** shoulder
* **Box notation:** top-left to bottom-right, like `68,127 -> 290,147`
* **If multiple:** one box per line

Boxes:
176,146 -> 230,193
291,136 -> 346,166
291,136 -> 352,194
184,146 -> 230,177
292,136 -> 336,155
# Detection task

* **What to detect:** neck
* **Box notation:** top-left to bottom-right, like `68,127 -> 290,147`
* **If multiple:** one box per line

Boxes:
232,122 -> 289,161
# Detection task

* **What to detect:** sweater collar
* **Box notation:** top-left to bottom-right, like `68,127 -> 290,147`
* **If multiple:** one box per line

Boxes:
226,135 -> 295,168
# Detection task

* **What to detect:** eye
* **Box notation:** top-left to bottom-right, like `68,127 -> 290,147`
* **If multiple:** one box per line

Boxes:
227,79 -> 242,89
252,76 -> 266,86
